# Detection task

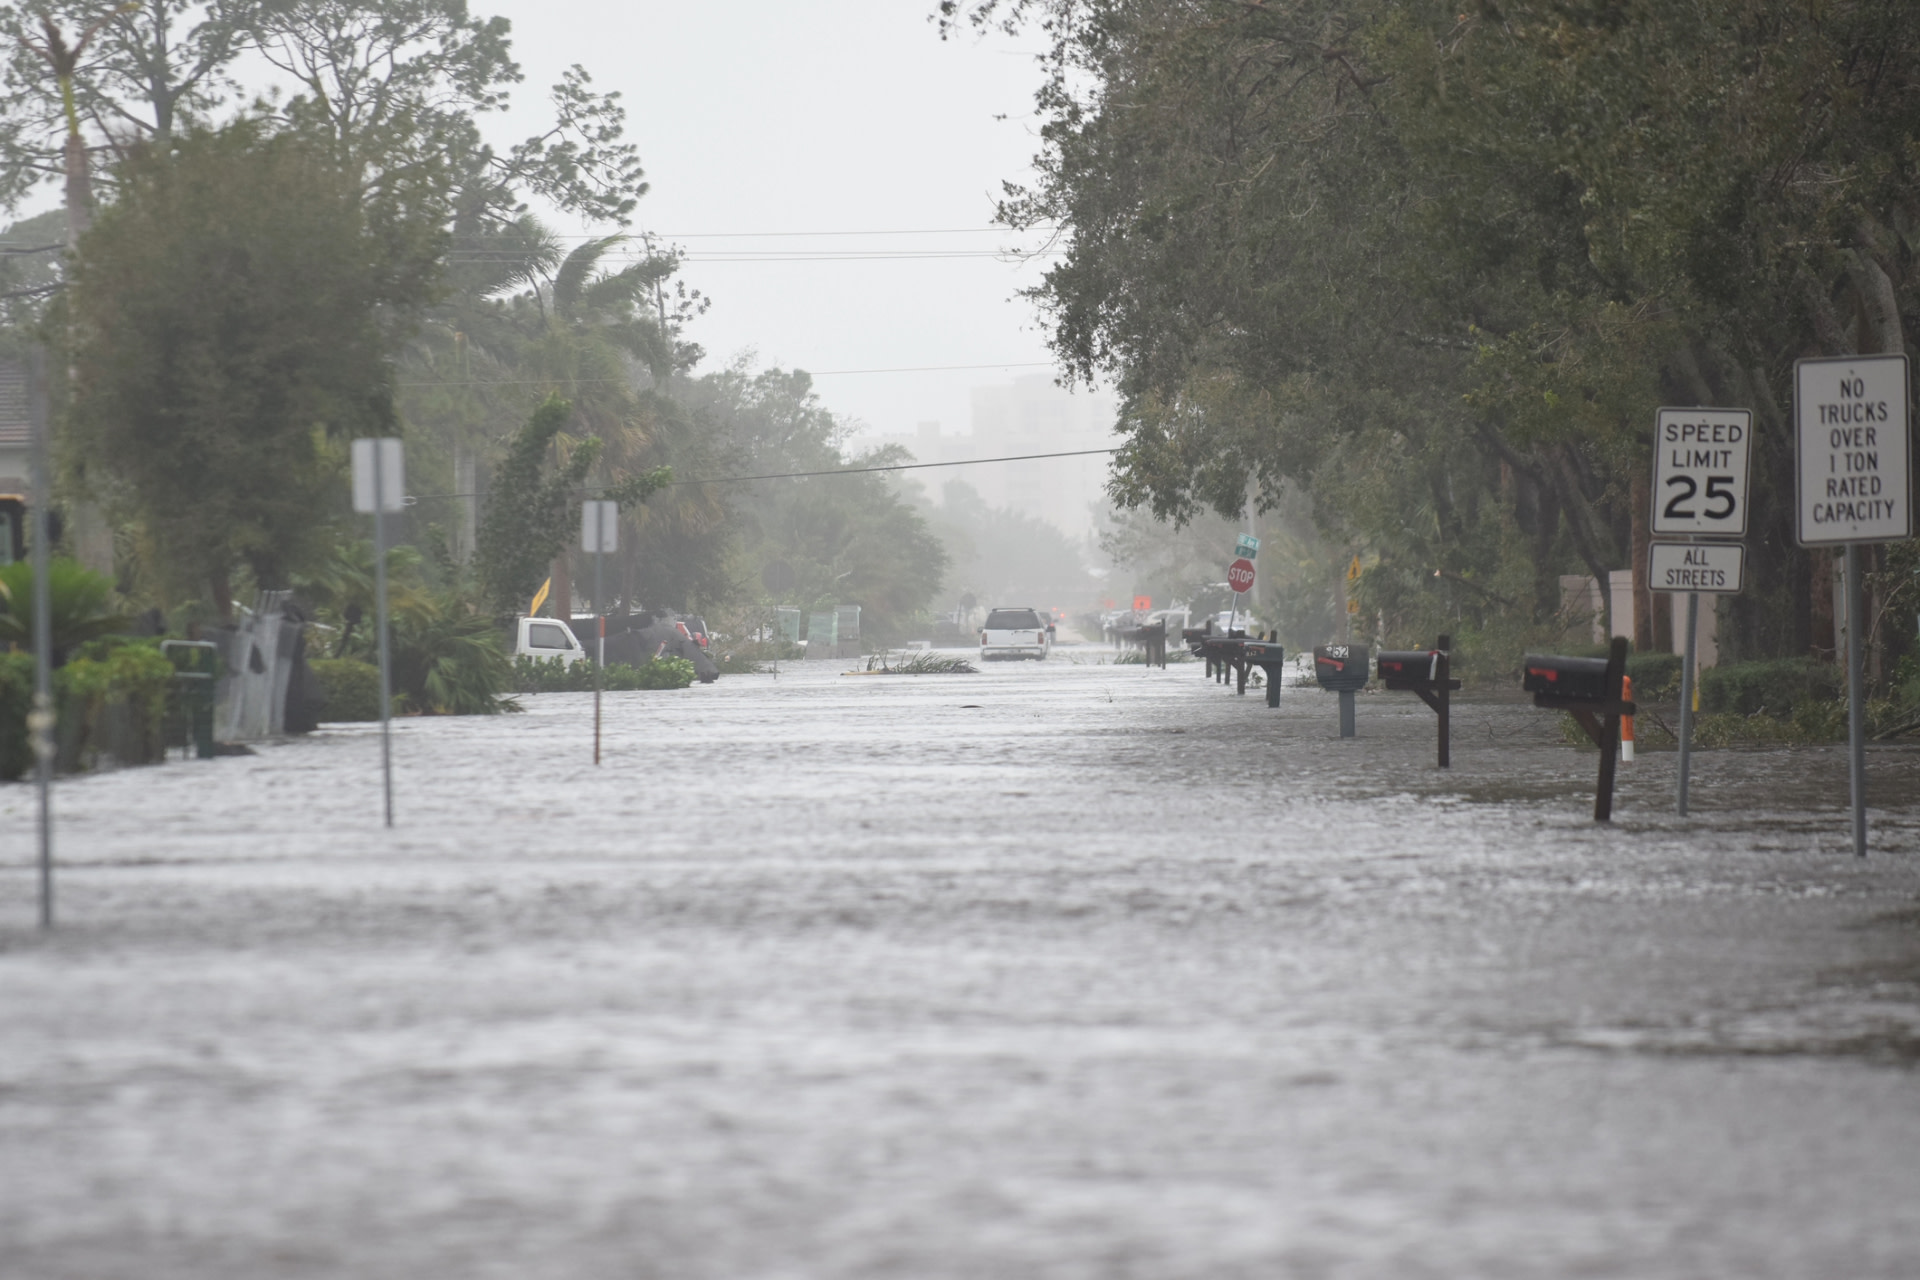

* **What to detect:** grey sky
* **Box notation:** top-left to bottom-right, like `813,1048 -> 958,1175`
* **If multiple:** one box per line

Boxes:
488,0 -> 1088,444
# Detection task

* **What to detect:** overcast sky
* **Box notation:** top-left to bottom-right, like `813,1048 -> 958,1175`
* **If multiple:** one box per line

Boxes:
487,0 -> 1094,444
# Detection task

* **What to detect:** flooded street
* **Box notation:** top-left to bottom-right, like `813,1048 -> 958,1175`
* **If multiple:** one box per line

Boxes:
4,652 -> 1919,1278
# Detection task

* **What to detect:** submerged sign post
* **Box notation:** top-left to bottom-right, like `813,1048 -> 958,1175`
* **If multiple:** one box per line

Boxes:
1650,407 -> 1751,817
583,499 -> 618,766
352,438 -> 404,828
1795,354 -> 1913,857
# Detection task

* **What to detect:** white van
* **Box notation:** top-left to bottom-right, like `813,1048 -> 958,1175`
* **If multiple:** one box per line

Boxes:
514,616 -> 588,667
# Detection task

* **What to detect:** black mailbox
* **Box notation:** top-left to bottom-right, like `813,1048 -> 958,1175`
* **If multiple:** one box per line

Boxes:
1311,644 -> 1368,737
1377,650 -> 1437,684
1522,639 -> 1635,823
1243,640 -> 1286,708
1312,645 -> 1370,692
1521,654 -> 1610,703
1375,637 -> 1462,768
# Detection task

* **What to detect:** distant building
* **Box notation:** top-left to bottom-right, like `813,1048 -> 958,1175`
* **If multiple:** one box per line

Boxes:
860,374 -> 1116,540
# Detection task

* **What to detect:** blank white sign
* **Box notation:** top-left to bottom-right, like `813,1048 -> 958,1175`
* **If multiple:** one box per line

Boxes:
581,499 -> 619,553
351,438 -> 405,514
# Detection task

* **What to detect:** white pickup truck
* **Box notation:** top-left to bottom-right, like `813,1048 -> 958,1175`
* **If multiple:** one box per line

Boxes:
513,616 -> 588,667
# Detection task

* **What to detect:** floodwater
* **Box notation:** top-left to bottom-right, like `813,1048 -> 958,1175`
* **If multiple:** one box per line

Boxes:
3,651 -> 1918,1279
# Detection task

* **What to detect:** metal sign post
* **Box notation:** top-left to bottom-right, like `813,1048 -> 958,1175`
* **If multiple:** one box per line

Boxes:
1794,355 -> 1912,857
352,438 -> 404,827
26,349 -> 52,927
582,500 -> 618,765
1224,555 -> 1255,634
1650,407 -> 1752,818
1647,541 -> 1745,815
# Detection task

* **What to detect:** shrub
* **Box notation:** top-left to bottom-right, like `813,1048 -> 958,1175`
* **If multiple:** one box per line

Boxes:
0,650 -> 31,779
617,657 -> 697,690
389,596 -> 520,715
310,658 -> 383,721
0,638 -> 174,779
0,558 -> 132,658
1625,652 -> 1683,699
1698,658 -> 1842,718
59,639 -> 173,769
513,655 -> 697,692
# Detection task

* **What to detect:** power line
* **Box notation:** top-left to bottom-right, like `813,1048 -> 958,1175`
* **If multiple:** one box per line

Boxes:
396,361 -> 1055,388
661,446 -> 1117,487
442,250 -> 1058,264
447,226 -> 1055,241
406,446 -> 1117,501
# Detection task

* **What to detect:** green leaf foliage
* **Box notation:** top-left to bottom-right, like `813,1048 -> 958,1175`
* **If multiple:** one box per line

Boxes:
0,557 -> 131,658
947,0 -> 1920,678
511,655 -> 696,692
308,657 -> 383,722
65,120 -> 441,610
0,637 -> 173,778
388,594 -> 520,715
475,394 -> 603,616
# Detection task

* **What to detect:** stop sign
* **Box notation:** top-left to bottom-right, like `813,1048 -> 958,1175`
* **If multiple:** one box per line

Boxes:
1227,557 -> 1256,594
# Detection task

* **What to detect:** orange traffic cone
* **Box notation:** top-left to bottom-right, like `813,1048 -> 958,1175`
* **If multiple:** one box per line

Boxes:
1620,674 -> 1635,763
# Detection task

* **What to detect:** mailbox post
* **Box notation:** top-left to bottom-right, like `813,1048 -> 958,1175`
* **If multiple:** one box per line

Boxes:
1313,645 -> 1369,737
1377,634 -> 1461,767
1242,634 -> 1286,708
1187,621 -> 1250,692
1523,637 -> 1636,822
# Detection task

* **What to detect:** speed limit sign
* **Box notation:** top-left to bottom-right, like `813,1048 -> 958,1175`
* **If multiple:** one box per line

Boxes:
1652,407 -> 1751,537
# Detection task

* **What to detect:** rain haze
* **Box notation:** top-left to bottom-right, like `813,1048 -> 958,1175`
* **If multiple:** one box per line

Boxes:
2,3 -> 1919,1278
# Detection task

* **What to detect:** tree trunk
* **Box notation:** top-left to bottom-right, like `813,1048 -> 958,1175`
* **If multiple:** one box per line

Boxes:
550,551 -> 572,626
1630,469 -> 1654,652
211,568 -> 234,626
63,130 -> 91,249
1810,548 -> 1835,661
1550,448 -> 1616,639
62,123 -> 115,574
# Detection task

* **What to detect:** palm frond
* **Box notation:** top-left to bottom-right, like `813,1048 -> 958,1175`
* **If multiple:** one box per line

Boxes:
552,234 -> 627,321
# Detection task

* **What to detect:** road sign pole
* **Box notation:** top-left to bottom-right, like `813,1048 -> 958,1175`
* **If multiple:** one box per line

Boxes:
594,545 -> 604,767
28,348 -> 52,928
583,500 -> 617,766
1845,543 -> 1867,856
1677,591 -> 1698,817
373,446 -> 393,828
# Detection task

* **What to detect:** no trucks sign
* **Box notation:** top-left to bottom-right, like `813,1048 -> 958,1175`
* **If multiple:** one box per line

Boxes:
1795,354 -> 1912,545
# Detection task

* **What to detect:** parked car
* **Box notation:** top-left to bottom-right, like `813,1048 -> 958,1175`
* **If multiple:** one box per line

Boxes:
980,606 -> 1051,660
514,616 -> 588,667
574,612 -> 722,684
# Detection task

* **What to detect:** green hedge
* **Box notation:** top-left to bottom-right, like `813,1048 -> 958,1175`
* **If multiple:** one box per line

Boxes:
512,655 -> 697,693
1698,658 -> 1842,718
1624,651 -> 1683,698
0,639 -> 174,780
310,658 -> 384,721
